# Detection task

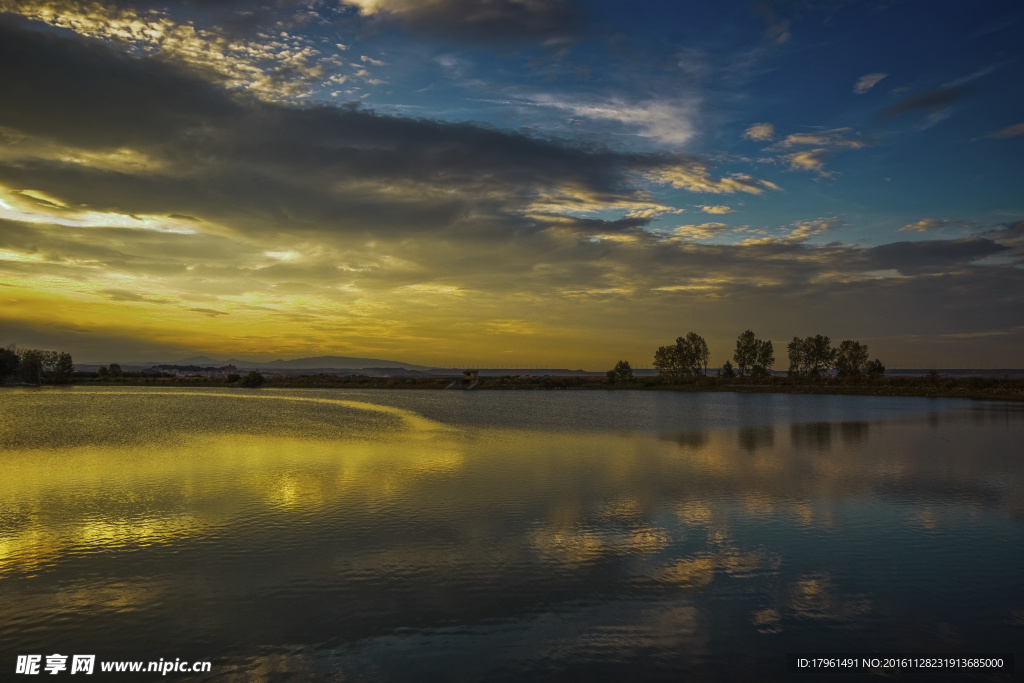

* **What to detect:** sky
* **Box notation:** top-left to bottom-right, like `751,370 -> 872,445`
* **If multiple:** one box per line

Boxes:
0,0 -> 1022,368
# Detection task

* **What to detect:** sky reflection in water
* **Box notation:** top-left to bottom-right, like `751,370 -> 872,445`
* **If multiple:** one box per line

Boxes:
1,388 -> 1022,681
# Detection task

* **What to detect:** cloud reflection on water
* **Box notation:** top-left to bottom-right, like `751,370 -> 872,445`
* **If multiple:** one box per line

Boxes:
1,390 -> 1022,680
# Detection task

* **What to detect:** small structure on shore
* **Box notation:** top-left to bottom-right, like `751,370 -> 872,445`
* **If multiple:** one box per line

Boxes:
445,369 -> 480,390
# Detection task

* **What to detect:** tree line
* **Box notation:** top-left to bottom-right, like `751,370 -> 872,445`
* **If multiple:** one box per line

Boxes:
1,345 -> 272,388
607,330 -> 885,383
0,344 -> 75,384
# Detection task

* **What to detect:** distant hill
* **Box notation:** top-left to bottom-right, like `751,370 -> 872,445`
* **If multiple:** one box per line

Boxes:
138,355 -> 432,371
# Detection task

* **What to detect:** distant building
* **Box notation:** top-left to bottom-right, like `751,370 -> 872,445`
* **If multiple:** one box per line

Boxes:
446,369 -> 480,390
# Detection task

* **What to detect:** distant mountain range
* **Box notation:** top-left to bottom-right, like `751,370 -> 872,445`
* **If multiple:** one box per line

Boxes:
78,354 -> 613,376
138,355 -> 433,371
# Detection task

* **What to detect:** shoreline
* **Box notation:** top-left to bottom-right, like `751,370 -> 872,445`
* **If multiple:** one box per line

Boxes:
6,375 -> 1024,402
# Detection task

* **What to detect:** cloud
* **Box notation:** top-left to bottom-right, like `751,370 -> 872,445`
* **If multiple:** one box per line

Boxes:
772,128 -> 868,175
188,307 -> 229,317
529,94 -> 699,146
0,18 -> 241,150
646,166 -> 780,194
345,0 -> 584,46
900,218 -> 973,232
883,87 -> 963,118
742,123 -> 775,141
2,16 -> 1023,368
2,2 -> 339,99
775,129 -> 867,150
787,218 -> 835,242
752,1 -> 791,45
867,238 -> 1009,275
671,223 -> 730,240
784,149 -> 831,174
2,20 -> 705,239
853,72 -> 887,94
942,64 -> 998,89
989,122 -> 1024,139
700,205 -> 734,215
739,218 -> 837,245
100,288 -> 170,303
983,221 -> 1024,250
623,206 -> 685,220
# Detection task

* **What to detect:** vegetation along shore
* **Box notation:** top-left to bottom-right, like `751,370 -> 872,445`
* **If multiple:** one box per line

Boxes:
4,331 -> 1023,401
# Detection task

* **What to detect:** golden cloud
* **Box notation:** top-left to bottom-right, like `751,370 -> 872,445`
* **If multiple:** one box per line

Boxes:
784,149 -> 830,174
900,218 -> 973,232
3,0 -> 341,99
647,165 -> 780,194
671,223 -> 730,240
742,122 -> 775,141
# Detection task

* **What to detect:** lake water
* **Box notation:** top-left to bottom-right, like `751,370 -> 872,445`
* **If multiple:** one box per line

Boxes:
1,387 -> 1022,681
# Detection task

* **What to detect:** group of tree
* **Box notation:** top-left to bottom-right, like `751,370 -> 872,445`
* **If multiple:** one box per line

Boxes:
787,335 -> 884,378
652,332 -> 710,377
729,330 -> 774,378
630,330 -> 884,382
649,330 -> 773,379
240,370 -> 265,387
97,363 -> 124,378
0,344 -> 75,384
606,360 -> 634,384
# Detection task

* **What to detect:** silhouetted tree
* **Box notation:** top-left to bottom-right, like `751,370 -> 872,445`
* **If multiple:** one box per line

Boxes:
788,335 -> 836,376
108,363 -> 124,379
864,358 -> 885,376
611,360 -> 634,383
835,340 -> 870,377
787,337 -> 806,375
684,332 -> 709,375
50,352 -> 74,384
654,332 -> 709,377
0,344 -> 19,378
733,330 -> 756,377
653,344 -> 682,378
734,330 -> 772,377
241,371 -> 265,387
720,360 -> 735,378
19,349 -> 44,384
752,338 -> 774,378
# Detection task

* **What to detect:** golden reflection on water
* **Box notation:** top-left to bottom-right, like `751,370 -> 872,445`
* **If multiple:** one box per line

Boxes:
2,391 -> 1021,578
0,429 -> 469,575
788,573 -> 872,622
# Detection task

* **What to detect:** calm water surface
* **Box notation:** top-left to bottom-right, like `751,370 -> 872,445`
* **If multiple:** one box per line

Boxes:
1,387 -> 1022,681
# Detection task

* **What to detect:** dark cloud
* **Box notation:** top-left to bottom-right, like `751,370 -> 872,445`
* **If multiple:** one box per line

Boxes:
8,23 -> 323,158
0,19 -> 703,241
99,288 -> 170,303
0,17 -> 241,150
883,87 -> 964,118
866,237 -> 1008,274
0,314 -> 200,362
366,0 -> 585,46
984,220 -> 1024,253
188,307 -> 229,317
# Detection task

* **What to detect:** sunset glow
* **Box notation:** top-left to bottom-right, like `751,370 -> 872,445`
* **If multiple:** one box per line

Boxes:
1,1 -> 1022,367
